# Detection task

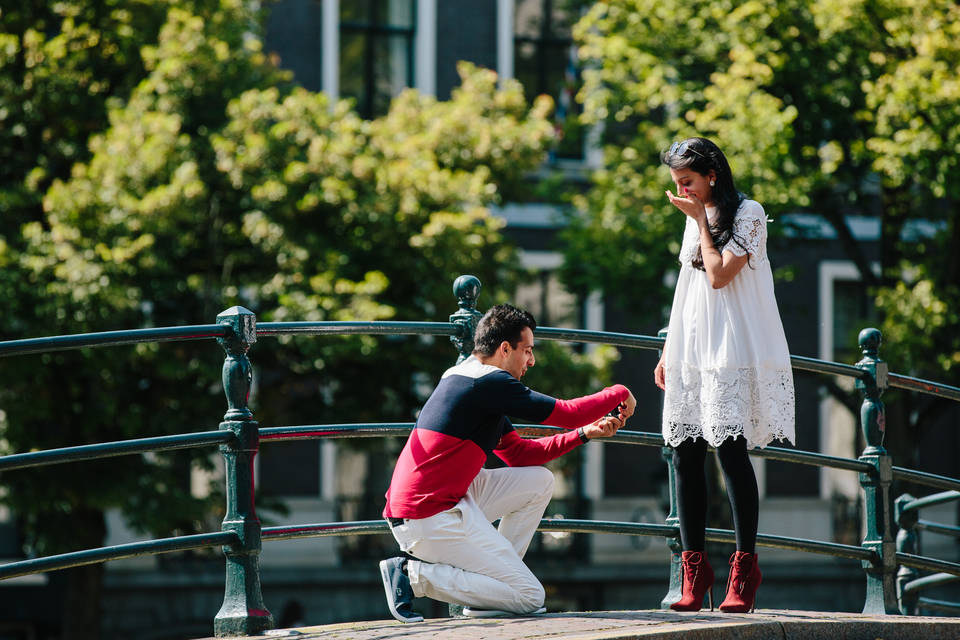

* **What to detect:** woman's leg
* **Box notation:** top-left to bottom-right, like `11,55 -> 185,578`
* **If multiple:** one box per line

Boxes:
717,437 -> 763,612
672,437 -> 709,551
670,438 -> 715,611
716,436 -> 759,553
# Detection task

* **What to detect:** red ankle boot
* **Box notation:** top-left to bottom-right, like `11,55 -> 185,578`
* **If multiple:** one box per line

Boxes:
719,551 -> 762,612
669,551 -> 714,611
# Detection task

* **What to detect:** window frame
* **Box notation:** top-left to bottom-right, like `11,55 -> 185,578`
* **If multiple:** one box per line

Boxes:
339,0 -> 417,119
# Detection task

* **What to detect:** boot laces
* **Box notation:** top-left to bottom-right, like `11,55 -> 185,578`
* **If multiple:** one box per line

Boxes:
730,556 -> 754,594
682,556 -> 702,583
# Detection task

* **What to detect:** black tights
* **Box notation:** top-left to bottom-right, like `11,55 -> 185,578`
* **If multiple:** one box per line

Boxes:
672,436 -> 758,553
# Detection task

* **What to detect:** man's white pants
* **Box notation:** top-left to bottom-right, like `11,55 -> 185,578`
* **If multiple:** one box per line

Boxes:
389,466 -> 554,613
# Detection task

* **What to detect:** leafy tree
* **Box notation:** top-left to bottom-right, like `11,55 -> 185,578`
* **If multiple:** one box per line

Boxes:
1,2 -> 286,637
206,61 -> 564,426
860,0 -> 960,463
0,0 -> 208,348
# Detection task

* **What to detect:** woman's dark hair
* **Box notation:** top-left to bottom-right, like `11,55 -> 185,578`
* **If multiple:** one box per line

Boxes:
473,304 -> 537,356
661,137 -> 747,270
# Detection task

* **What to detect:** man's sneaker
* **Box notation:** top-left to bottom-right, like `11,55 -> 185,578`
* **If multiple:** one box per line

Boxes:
378,557 -> 424,623
461,606 -> 546,618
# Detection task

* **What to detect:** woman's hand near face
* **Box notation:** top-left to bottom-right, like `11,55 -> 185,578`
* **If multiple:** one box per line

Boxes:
665,188 -> 707,223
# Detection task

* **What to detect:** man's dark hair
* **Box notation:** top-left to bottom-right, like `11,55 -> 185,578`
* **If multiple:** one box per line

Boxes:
472,304 -> 537,356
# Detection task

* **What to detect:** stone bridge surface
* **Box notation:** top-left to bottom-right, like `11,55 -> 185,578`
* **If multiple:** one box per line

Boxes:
203,609 -> 960,640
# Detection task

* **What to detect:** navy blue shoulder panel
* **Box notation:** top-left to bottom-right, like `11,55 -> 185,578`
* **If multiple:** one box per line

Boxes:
414,361 -> 556,453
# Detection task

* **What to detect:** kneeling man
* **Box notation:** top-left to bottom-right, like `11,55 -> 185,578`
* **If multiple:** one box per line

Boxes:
379,304 -> 635,622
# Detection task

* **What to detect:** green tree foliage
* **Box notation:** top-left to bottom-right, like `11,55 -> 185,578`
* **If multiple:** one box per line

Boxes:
0,0 -> 206,345
0,0 -> 178,230
0,1 -> 579,635
0,3 -> 272,636
564,0 -> 959,446
859,1 -> 960,382
0,2 -> 288,637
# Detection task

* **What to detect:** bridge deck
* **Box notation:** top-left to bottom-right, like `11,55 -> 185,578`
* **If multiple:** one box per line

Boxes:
206,609 -> 960,640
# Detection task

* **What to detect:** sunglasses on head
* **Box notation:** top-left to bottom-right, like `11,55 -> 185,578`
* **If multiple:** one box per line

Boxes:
668,140 -> 707,160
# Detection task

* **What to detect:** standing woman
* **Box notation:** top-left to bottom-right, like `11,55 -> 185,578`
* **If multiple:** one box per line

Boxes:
654,137 -> 795,613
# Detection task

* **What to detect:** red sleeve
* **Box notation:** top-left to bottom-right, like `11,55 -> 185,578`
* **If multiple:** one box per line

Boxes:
493,429 -> 583,467
542,384 -> 629,428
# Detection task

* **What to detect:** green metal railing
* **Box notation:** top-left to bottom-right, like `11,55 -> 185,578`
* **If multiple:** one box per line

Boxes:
1,274 -> 959,635
895,490 -> 960,615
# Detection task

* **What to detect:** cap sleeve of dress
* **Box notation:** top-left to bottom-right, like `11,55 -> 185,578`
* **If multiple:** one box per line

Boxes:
723,200 -> 767,261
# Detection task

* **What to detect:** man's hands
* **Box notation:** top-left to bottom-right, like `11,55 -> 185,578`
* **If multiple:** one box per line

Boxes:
582,388 -> 637,440
620,389 -> 637,420
582,414 -> 622,439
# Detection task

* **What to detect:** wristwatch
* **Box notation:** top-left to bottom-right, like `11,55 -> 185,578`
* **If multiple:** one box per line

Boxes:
577,426 -> 589,443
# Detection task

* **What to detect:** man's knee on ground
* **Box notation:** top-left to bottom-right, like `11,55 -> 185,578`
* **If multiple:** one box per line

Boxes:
517,581 -> 546,613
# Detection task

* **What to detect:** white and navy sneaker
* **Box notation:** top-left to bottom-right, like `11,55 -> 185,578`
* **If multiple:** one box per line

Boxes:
379,557 -> 424,623
461,606 -> 547,618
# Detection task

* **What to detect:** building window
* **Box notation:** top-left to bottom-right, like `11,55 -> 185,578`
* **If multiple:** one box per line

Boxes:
514,0 -> 585,161
340,0 -> 416,119
832,279 -> 875,363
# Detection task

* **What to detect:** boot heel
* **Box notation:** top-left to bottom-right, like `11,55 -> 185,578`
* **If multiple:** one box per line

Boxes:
707,587 -> 714,612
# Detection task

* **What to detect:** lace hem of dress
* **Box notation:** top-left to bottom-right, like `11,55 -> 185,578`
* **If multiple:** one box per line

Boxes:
662,364 -> 795,449
664,421 -> 791,449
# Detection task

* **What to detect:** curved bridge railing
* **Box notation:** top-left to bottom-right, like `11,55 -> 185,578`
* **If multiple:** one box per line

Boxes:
0,275 -> 959,635
895,490 -> 960,615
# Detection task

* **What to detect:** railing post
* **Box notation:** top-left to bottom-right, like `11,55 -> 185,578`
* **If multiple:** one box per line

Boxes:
855,327 -> 898,614
660,446 -> 683,609
447,276 -> 484,619
656,328 -> 682,609
214,306 -> 274,637
894,493 -> 920,614
449,274 -> 483,364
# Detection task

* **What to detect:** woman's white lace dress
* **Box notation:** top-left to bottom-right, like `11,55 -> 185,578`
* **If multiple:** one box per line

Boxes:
662,199 -> 795,449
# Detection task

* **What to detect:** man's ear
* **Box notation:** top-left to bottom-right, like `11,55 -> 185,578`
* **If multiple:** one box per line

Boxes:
499,340 -> 511,357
